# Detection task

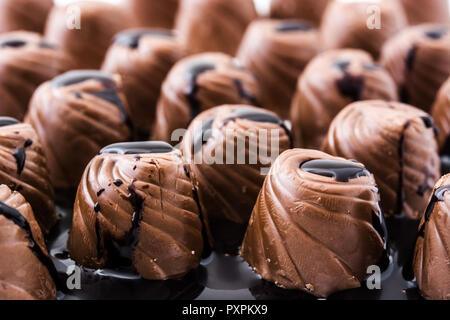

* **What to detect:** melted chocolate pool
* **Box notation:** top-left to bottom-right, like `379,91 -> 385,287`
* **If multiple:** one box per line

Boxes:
100,141 -> 174,155
300,159 -> 370,182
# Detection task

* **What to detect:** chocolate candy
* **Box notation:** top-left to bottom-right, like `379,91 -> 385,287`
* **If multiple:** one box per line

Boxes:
413,174 -> 450,299
241,149 -> 387,297
25,70 -> 132,189
290,49 -> 398,149
431,77 -> 450,155
269,0 -> 330,25
122,0 -> 179,30
68,143 -> 204,280
380,24 -> 450,112
152,53 -> 261,143
400,0 -> 449,25
0,0 -> 53,33
323,100 -> 440,219
0,184 -> 57,300
237,19 -> 321,119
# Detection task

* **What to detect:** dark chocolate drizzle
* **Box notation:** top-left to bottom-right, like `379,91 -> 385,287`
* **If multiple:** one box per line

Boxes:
0,200 -> 59,286
233,79 -> 260,107
418,185 -> 450,237
114,29 -> 173,49
336,74 -> 365,101
300,159 -> 370,182
420,116 -> 439,137
100,141 -> 173,155
193,116 -> 215,154
396,120 -> 412,215
405,46 -> 417,71
275,20 -> 313,32
424,28 -> 448,40
13,139 -> 33,175
113,179 -> 124,187
333,60 -> 350,71
0,39 -> 26,48
0,117 -> 19,127
185,62 -> 216,119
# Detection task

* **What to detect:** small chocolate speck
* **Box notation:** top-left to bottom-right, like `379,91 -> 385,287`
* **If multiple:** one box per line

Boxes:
113,179 -> 123,187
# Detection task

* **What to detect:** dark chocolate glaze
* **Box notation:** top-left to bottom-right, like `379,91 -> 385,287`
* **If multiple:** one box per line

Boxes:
300,159 -> 370,182
100,141 -> 173,155
420,116 -> 439,136
0,117 -> 19,127
405,46 -> 417,72
396,120 -> 412,215
419,185 -> 450,236
185,62 -> 216,119
13,139 -> 33,175
0,39 -> 27,48
233,79 -> 260,107
52,70 -> 115,88
333,60 -> 350,71
362,63 -> 381,71
193,116 -> 215,154
114,29 -> 173,49
424,28 -> 448,40
113,179 -> 124,187
96,189 -> 105,197
336,74 -> 365,101
0,200 -> 59,287
275,20 -> 313,32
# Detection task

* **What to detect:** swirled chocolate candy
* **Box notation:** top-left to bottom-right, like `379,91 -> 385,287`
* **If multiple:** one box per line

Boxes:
25,70 -> 132,189
152,53 -> 261,143
413,174 -> 450,300
237,19 -> 321,119
241,149 -> 387,298
431,77 -> 450,155
102,29 -> 187,139
0,0 -> 53,33
321,0 -> 407,58
290,49 -> 398,149
67,142 -> 204,280
181,105 -> 292,251
269,0 -> 330,25
0,118 -> 57,234
0,31 -> 73,120
400,0 -> 449,25
175,0 -> 257,55
380,24 -> 450,112
44,1 -> 134,69
122,0 -> 179,29
0,184 -> 57,300
323,100 -> 440,219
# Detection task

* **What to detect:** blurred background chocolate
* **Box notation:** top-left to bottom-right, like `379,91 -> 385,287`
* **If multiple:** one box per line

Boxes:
181,105 -> 292,252
0,118 -> 57,234
432,77 -> 450,156
401,0 -> 450,25
0,31 -> 73,120
323,100 -> 440,219
241,149 -> 387,298
269,0 -> 330,26
237,19 -> 321,119
25,70 -> 132,189
102,29 -> 187,140
380,24 -> 450,112
413,174 -> 450,300
175,0 -> 257,55
44,1 -> 134,69
0,184 -> 56,300
290,49 -> 398,149
321,0 -> 408,59
0,0 -> 53,34
122,0 -> 179,30
152,53 -> 261,144
68,142 -> 204,280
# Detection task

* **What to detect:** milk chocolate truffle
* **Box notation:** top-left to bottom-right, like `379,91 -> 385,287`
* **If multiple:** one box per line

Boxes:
270,0 -> 330,25
401,0 -> 450,25
380,24 -> 450,112
321,0 -> 408,58
68,141 -> 203,280
0,31 -> 73,120
175,0 -> 257,55
413,174 -> 450,300
432,77 -> 450,154
152,53 -> 261,143
241,149 -> 387,298
290,49 -> 398,149
323,100 -> 440,219
181,105 -> 292,249
0,184 -> 57,300
123,0 -> 179,29
0,0 -> 53,33
102,29 -> 187,139
237,19 -> 321,119
44,1 -> 133,69
25,70 -> 132,189
0,118 -> 57,234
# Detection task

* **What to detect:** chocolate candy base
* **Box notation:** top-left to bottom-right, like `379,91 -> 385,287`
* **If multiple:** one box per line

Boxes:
48,191 -> 427,300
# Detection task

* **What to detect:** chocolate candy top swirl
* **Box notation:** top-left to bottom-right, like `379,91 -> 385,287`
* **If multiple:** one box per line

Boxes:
68,142 -> 204,280
25,70 -> 132,189
241,149 -> 387,298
